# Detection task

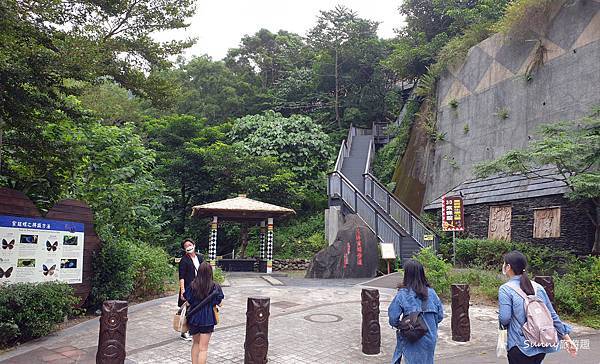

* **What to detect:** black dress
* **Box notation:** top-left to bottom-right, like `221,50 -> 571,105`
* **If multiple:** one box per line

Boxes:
178,253 -> 204,307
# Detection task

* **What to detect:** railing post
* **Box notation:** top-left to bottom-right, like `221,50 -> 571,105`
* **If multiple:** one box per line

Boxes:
354,191 -> 358,211
361,288 -> 380,355
244,297 -> 270,364
534,276 -> 555,306
96,300 -> 128,364
451,284 -> 470,342
386,194 -> 390,213
374,214 -> 379,236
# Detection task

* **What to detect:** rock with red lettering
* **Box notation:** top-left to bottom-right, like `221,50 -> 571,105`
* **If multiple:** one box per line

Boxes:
306,214 -> 378,278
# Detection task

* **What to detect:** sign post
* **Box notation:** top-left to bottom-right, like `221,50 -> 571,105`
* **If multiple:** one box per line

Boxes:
441,195 -> 465,266
380,243 -> 395,274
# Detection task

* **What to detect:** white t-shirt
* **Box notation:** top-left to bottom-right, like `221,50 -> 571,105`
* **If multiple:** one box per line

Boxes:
192,255 -> 200,274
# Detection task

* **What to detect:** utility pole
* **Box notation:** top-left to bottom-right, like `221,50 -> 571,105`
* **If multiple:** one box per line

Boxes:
335,46 -> 341,130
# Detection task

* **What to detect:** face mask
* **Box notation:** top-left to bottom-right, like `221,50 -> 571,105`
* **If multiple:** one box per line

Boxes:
502,263 -> 508,276
185,245 -> 195,253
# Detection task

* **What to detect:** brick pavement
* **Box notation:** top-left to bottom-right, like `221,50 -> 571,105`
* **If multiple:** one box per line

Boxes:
1,275 -> 597,364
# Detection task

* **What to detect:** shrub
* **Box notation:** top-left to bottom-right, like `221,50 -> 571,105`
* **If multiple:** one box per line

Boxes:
454,239 -> 575,275
130,243 -> 174,298
90,239 -> 174,306
213,266 -> 226,285
274,214 -> 327,259
90,239 -> 135,306
450,269 -> 505,301
554,257 -> 600,317
413,247 -> 451,297
0,282 -> 77,346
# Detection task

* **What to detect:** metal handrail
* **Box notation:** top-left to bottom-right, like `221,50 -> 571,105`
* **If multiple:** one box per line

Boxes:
328,171 -> 403,256
334,139 -> 346,172
363,173 -> 436,248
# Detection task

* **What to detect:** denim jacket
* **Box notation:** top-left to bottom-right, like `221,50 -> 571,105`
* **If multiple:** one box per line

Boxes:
184,284 -> 224,327
498,275 -> 571,356
388,287 -> 444,364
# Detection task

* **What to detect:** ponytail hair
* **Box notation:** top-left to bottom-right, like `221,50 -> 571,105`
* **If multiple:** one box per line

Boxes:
503,250 -> 535,295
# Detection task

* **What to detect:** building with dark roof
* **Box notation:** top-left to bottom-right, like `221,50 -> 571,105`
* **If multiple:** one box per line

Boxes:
423,167 -> 595,255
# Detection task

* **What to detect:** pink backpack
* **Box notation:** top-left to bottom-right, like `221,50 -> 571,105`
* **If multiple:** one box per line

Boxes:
510,283 -> 558,347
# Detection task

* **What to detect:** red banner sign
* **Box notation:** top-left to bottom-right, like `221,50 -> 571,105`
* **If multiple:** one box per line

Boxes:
442,195 -> 464,231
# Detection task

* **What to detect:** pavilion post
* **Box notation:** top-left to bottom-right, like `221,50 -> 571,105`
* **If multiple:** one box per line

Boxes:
259,221 -> 266,260
266,218 -> 273,274
209,216 -> 218,268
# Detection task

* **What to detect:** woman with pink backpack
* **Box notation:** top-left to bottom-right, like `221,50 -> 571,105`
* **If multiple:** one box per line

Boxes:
498,250 -> 578,364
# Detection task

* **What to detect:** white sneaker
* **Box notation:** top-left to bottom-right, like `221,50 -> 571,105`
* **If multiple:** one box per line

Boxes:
180,332 -> 192,341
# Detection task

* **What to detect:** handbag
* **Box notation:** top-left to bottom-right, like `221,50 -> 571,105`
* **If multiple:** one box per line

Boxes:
397,297 -> 429,342
213,304 -> 220,325
173,303 -> 189,333
496,323 -> 508,358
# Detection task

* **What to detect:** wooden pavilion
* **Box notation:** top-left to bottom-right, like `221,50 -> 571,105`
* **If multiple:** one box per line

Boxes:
191,194 -> 295,273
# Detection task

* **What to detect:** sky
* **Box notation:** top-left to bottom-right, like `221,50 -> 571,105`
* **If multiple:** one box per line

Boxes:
157,0 -> 405,61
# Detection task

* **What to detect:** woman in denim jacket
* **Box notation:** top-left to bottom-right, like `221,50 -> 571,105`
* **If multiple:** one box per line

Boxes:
499,250 -> 577,364
388,259 -> 444,364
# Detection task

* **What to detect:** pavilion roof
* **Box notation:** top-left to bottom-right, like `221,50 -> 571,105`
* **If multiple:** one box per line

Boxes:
191,195 -> 296,221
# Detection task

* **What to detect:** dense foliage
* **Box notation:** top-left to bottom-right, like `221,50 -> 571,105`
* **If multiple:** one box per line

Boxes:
0,282 -> 77,346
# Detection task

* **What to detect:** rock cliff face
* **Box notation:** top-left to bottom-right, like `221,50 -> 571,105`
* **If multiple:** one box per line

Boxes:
393,0 -> 600,210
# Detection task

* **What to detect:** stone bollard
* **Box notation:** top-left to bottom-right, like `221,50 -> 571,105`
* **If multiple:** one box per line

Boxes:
244,297 -> 270,364
361,288 -> 381,355
451,284 -> 470,342
534,276 -> 554,306
96,300 -> 128,364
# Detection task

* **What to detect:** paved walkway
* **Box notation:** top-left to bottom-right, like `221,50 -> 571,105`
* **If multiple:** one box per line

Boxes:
1,275 -> 598,363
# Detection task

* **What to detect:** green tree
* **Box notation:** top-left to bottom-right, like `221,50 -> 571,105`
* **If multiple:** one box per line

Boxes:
474,111 -> 600,253
230,111 -> 333,182
71,122 -> 170,245
307,5 -> 388,129
384,0 -> 510,80
78,81 -> 154,125
176,56 -> 258,123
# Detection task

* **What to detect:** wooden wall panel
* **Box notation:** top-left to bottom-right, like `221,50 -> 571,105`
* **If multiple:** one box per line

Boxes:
488,205 -> 512,240
533,207 -> 561,238
0,188 -> 101,306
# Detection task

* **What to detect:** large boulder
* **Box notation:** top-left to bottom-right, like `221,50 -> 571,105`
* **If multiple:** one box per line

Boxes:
306,214 -> 379,278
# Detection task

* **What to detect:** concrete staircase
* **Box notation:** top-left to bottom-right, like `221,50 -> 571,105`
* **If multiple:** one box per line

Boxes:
328,125 -> 437,263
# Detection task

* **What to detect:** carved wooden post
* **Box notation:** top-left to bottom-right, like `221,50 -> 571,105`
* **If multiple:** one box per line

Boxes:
534,276 -> 554,306
361,288 -> 380,355
244,297 -> 270,364
451,284 -> 470,342
96,300 -> 128,364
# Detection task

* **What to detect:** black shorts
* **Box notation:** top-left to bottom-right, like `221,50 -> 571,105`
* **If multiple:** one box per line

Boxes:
188,323 -> 214,335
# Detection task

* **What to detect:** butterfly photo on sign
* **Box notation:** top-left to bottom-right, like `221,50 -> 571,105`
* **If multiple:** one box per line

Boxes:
43,264 -> 57,276
60,259 -> 77,269
46,240 -> 59,251
63,236 -> 78,246
0,267 -> 13,278
19,234 -> 38,244
17,258 -> 35,267
2,239 -> 15,250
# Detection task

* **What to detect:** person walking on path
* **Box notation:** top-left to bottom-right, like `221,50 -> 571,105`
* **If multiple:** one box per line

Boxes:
388,259 -> 444,364
499,250 -> 578,364
185,261 -> 224,364
179,238 -> 204,340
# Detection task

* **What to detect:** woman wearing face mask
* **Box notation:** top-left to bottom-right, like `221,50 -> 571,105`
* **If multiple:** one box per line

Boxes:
499,250 -> 577,363
178,238 -> 204,340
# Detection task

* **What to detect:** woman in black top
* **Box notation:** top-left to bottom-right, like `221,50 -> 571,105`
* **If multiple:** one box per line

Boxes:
178,238 -> 203,340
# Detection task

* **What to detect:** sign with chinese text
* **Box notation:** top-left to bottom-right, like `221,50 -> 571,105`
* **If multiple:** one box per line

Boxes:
0,215 -> 85,284
442,195 -> 464,232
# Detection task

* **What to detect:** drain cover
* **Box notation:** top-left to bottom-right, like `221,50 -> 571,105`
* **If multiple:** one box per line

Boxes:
271,301 -> 301,309
304,314 -> 344,323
